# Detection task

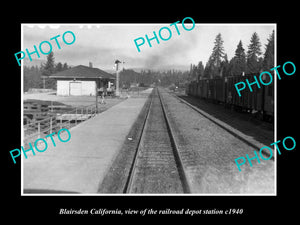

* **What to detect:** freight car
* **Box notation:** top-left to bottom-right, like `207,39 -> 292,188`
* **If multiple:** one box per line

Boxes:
187,75 -> 274,122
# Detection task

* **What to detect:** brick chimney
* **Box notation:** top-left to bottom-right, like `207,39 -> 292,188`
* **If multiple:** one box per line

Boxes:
89,62 -> 93,68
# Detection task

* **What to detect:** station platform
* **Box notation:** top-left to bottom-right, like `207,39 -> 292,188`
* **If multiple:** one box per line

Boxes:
23,88 -> 153,194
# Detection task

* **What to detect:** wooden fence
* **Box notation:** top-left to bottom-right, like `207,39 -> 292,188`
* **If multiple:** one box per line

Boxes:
23,104 -> 98,145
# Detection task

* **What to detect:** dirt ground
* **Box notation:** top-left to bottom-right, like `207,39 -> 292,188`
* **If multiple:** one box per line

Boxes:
175,92 -> 274,146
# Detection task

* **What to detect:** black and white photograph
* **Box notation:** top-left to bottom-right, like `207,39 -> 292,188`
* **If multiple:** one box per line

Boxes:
20,23 -> 276,195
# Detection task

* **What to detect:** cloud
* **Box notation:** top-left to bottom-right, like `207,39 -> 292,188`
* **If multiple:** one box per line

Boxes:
141,30 -> 198,69
22,24 -> 275,72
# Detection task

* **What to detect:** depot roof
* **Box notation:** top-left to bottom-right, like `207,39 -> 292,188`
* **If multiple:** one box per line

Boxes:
50,65 -> 115,80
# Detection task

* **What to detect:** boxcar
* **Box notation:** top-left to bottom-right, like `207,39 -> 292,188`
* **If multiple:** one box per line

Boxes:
226,75 -> 263,112
186,74 -> 274,122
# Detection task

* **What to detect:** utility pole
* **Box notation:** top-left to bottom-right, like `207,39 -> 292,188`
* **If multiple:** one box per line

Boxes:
115,60 -> 121,97
41,76 -> 47,89
95,80 -> 98,113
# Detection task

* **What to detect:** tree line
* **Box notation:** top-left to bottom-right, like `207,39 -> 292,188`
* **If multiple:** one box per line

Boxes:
24,52 -> 70,92
189,30 -> 275,81
24,30 -> 274,92
120,30 -> 274,88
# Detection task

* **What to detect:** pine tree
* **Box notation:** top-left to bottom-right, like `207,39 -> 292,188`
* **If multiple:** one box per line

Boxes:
190,64 -> 197,81
203,57 -> 213,78
230,40 -> 246,76
220,54 -> 230,77
262,30 -> 275,71
41,52 -> 56,89
55,62 -> 63,72
189,63 -> 193,80
205,33 -> 226,78
63,62 -> 69,70
246,32 -> 262,73
196,61 -> 204,80
42,52 -> 55,76
211,33 -> 225,68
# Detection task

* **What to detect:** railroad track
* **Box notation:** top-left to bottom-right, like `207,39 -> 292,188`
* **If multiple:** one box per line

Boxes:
123,88 -> 190,193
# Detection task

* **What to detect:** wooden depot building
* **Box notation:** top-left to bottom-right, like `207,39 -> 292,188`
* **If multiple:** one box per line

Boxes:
51,63 -> 115,96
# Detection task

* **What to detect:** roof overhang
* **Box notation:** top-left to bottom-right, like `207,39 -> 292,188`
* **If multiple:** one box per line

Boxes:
50,76 -> 115,80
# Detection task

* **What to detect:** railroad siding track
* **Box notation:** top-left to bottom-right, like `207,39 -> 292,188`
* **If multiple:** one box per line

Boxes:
171,93 -> 273,158
158,88 -> 274,194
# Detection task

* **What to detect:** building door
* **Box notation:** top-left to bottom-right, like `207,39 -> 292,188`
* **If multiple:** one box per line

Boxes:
69,82 -> 82,96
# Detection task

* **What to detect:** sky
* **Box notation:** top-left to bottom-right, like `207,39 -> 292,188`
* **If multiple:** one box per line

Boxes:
22,23 -> 275,72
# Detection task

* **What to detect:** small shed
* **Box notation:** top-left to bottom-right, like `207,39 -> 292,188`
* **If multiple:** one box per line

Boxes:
51,64 -> 115,96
